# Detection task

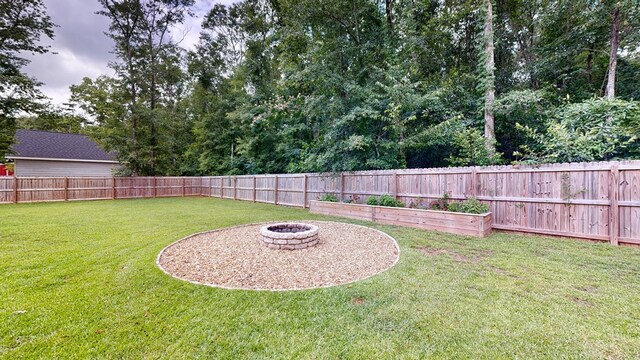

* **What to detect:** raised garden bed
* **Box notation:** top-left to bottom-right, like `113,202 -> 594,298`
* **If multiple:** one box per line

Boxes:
309,200 -> 492,238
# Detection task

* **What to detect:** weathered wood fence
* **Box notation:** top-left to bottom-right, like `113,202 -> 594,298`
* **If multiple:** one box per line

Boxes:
1,160 -> 639,245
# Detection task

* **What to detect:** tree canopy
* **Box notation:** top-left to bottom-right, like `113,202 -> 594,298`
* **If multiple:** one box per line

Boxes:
4,0 -> 640,174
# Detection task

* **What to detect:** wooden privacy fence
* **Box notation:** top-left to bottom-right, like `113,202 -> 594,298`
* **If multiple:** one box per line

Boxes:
0,177 -> 205,204
1,160 -> 639,245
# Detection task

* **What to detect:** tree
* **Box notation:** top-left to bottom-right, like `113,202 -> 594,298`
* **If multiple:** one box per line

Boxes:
605,3 -> 620,99
62,0 -> 640,174
97,0 -> 194,175
17,103 -> 89,133
482,0 -> 496,154
0,0 -> 55,160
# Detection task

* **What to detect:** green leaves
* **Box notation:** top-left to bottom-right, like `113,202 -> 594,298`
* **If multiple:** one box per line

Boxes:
516,98 -> 640,163
0,0 -> 55,160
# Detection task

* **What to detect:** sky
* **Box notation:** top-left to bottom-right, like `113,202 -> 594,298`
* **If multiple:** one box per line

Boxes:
25,0 -> 232,106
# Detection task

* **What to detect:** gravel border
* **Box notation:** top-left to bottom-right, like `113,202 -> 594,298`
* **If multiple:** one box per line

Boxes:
156,221 -> 400,291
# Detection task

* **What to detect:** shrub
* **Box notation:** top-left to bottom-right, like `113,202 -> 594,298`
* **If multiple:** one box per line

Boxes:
456,198 -> 490,214
378,195 -> 404,207
448,198 -> 489,214
367,195 -> 404,207
429,194 -> 489,214
319,193 -> 338,202
447,202 -> 461,212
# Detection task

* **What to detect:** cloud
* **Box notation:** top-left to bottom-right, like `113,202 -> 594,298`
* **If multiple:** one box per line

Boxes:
24,0 -> 236,106
24,0 -> 114,105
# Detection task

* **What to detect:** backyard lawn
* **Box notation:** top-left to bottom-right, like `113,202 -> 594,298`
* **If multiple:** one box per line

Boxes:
1,197 -> 640,359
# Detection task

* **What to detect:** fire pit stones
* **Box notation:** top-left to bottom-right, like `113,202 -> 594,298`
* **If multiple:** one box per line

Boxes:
260,223 -> 319,250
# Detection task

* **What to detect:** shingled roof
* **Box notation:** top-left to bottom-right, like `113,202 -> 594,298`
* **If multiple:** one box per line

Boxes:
8,130 -> 117,162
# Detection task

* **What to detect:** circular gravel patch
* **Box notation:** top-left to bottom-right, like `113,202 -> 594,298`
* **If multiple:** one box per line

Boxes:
157,221 -> 399,291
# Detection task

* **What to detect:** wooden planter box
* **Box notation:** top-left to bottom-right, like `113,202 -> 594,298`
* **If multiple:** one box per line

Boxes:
309,200 -> 492,238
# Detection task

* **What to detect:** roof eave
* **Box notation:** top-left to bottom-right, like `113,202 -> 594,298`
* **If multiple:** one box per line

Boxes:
6,156 -> 119,164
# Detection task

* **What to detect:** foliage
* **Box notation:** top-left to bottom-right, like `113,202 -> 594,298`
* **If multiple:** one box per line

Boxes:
366,194 -> 404,208
12,0 -> 640,173
0,0 -> 55,161
90,0 -> 194,175
430,193 -> 489,214
16,104 -> 90,133
407,116 -> 503,168
319,193 -> 338,202
516,98 -> 640,163
448,198 -> 490,214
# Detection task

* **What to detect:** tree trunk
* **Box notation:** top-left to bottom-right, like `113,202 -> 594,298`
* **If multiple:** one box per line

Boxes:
605,5 -> 620,99
385,0 -> 394,30
126,46 -> 140,176
483,0 -> 496,154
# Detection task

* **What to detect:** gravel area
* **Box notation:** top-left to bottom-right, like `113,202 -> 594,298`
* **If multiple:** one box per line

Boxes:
157,221 -> 399,291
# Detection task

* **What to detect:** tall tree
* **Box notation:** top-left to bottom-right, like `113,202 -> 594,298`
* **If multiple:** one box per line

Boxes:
482,0 -> 496,154
0,0 -> 54,161
605,3 -> 620,99
97,0 -> 194,175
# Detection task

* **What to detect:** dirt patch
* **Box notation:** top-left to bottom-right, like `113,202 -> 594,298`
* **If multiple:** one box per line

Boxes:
352,297 -> 365,305
572,296 -> 593,307
417,248 -> 450,257
576,285 -> 598,293
157,221 -> 399,291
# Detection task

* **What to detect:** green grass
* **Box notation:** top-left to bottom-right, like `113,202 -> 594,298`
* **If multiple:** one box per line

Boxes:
1,197 -> 640,359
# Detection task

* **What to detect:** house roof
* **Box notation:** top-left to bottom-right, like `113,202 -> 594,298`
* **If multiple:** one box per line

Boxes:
8,130 -> 117,163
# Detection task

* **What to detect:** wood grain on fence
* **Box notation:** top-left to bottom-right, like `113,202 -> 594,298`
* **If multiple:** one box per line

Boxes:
2,160 -> 639,244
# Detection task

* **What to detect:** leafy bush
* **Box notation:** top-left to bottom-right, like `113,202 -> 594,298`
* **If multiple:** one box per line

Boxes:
406,116 -> 503,167
379,195 -> 404,207
366,195 -> 404,207
430,194 -> 489,214
447,202 -> 461,212
319,193 -> 338,202
452,198 -> 490,214
516,98 -> 640,163
366,196 -> 379,206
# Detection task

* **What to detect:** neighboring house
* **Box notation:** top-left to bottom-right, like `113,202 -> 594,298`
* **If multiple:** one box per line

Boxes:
6,130 -> 119,177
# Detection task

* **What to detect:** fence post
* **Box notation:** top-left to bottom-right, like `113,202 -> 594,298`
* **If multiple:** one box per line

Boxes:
182,178 -> 185,197
112,177 -> 116,199
233,176 -> 237,200
609,164 -> 619,245
153,177 -> 157,198
303,174 -> 308,208
274,175 -> 278,205
64,177 -> 69,201
12,176 -> 17,203
339,173 -> 344,202
252,176 -> 256,202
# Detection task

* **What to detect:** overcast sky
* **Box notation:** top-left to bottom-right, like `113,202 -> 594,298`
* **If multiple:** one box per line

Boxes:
25,0 -> 233,106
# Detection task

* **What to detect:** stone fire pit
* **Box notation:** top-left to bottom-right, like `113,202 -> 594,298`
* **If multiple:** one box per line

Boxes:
260,223 -> 319,250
